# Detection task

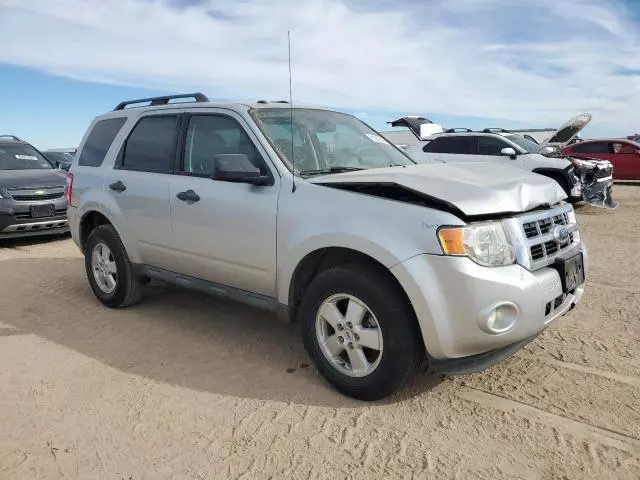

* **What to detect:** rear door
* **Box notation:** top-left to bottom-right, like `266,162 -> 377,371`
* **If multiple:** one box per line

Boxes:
612,142 -> 640,180
104,114 -> 178,271
168,109 -> 280,297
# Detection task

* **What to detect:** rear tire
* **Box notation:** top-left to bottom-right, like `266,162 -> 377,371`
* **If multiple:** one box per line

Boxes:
84,225 -> 145,308
299,263 -> 423,401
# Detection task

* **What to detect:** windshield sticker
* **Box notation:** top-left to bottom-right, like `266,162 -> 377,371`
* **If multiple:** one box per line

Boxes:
366,134 -> 387,144
15,154 -> 39,160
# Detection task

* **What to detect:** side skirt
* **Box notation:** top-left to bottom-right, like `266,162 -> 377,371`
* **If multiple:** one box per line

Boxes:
136,264 -> 291,322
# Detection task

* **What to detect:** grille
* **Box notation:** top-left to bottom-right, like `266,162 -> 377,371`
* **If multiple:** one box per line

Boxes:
516,204 -> 579,269
593,167 -> 612,180
10,192 -> 64,201
530,234 -> 574,261
14,208 -> 66,220
522,213 -> 569,240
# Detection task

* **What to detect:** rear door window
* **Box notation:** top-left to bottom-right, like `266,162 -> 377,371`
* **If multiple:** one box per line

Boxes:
423,136 -> 476,154
122,116 -> 179,173
78,117 -> 126,167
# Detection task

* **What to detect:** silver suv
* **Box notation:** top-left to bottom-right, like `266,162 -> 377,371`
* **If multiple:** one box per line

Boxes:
67,93 -> 588,400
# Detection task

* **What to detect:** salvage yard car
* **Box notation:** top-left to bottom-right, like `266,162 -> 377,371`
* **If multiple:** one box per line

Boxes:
393,114 -> 616,208
0,135 -> 68,239
561,137 -> 640,180
67,93 -> 588,401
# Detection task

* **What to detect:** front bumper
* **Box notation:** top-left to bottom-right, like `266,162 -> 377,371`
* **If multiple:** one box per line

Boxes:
0,198 -> 68,239
391,245 -> 587,362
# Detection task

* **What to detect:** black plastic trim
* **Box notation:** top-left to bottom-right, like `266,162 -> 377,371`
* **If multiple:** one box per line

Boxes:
428,333 -> 540,375
113,92 -> 209,111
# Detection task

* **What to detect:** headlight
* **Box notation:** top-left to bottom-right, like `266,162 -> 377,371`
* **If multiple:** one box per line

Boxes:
438,222 -> 515,267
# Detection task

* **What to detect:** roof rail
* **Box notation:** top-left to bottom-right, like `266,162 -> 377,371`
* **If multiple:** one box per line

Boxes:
113,92 -> 209,111
0,134 -> 22,141
256,100 -> 289,104
445,128 -> 472,133
482,128 -> 510,133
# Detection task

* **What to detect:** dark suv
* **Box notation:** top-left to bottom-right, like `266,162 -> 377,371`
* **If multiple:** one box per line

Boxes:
0,135 -> 69,239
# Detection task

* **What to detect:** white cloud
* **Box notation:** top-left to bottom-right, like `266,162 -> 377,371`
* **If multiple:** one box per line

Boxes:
0,0 -> 638,132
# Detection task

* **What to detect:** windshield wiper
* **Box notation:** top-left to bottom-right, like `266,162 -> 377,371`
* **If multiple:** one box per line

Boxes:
300,166 -> 365,176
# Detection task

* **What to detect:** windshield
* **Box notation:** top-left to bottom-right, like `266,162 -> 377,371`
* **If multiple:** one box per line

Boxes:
45,152 -> 73,164
0,144 -> 53,170
503,134 -> 541,154
251,108 -> 414,176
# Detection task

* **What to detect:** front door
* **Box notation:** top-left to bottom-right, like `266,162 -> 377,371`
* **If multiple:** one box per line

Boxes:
169,111 -> 280,297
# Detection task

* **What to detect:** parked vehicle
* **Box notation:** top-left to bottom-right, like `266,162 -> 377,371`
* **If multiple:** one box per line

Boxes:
402,114 -> 616,208
562,138 -> 640,180
0,135 -> 68,239
627,134 -> 640,143
68,93 -> 588,401
44,151 -> 74,171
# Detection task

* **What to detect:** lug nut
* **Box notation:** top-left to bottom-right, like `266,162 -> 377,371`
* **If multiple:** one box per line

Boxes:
337,336 -> 344,344
347,342 -> 354,349
337,323 -> 344,331
346,322 -> 353,329
354,333 -> 360,341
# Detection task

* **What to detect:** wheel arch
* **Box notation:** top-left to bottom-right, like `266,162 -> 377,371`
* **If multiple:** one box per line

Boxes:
284,246 -> 419,329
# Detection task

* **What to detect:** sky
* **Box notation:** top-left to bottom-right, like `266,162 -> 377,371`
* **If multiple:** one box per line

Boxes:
0,0 -> 639,149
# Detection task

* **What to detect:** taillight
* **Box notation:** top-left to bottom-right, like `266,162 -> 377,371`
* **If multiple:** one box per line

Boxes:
65,173 -> 74,206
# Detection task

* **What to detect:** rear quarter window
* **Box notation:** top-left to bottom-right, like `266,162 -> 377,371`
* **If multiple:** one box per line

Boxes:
78,117 -> 127,167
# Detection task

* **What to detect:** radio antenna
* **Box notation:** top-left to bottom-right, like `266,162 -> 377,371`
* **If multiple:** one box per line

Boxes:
288,30 -> 296,193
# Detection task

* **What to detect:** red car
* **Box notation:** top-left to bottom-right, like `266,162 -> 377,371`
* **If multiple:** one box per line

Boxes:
561,138 -> 640,180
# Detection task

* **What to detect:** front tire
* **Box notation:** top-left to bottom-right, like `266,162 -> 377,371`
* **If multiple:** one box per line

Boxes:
300,264 -> 423,401
84,225 -> 145,308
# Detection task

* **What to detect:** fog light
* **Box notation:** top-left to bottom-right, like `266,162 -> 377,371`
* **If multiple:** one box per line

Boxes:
480,302 -> 519,334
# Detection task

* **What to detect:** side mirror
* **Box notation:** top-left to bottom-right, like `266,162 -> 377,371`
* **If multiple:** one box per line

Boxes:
213,154 -> 271,185
500,147 -> 518,159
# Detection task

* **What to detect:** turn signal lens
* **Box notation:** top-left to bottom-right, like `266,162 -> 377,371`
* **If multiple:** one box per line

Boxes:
437,228 -> 465,255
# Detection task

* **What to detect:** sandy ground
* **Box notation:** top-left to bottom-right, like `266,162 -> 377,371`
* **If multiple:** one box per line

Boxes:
0,186 -> 639,480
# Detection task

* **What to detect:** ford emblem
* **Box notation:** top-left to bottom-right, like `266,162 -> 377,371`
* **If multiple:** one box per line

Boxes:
553,226 -> 570,244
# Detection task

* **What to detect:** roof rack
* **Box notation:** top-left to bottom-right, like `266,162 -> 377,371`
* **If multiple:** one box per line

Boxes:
482,128 -> 510,133
0,135 -> 22,141
256,100 -> 289,104
445,128 -> 473,133
113,92 -> 209,111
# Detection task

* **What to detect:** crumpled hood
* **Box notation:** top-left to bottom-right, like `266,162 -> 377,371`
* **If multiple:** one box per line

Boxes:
539,113 -> 592,150
308,162 -> 566,216
0,169 -> 67,190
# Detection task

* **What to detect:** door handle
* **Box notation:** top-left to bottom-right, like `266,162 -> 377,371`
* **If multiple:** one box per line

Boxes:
109,181 -> 127,193
176,189 -> 200,204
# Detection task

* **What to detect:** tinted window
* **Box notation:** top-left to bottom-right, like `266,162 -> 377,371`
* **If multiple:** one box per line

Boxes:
0,144 -> 53,170
78,118 -> 126,167
571,142 -> 610,154
423,136 -> 475,154
184,115 -> 268,175
477,136 -> 510,155
123,116 -> 178,173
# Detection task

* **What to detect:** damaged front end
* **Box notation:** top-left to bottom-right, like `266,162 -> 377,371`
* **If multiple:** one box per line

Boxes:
567,156 -> 617,208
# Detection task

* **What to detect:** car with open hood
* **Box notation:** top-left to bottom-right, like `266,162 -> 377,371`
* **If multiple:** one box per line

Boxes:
393,114 -> 616,209
0,135 -> 69,239
68,94 -> 588,401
